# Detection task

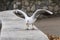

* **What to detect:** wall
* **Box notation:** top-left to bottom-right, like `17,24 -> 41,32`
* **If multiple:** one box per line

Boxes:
0,0 -> 60,16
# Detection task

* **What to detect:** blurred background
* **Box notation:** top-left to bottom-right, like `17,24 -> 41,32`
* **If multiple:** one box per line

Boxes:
0,0 -> 60,16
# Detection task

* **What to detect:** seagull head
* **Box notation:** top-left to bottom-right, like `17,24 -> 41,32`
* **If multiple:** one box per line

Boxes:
25,17 -> 30,24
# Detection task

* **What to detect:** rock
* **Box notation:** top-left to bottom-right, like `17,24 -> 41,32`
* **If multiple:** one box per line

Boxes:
54,5 -> 59,12
48,6 -> 53,11
31,5 -> 35,11
26,7 -> 30,12
30,1 -> 34,6
13,4 -> 18,9
25,1 -> 29,6
16,2 -> 21,5
22,0 -> 25,5
48,0 -> 52,3
43,6 -> 48,9
37,1 -> 41,5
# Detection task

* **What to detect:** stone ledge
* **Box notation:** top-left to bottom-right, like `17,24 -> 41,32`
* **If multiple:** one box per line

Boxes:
0,10 -> 49,40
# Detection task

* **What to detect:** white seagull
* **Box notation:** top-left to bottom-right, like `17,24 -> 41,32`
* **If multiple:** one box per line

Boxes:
13,9 -> 53,30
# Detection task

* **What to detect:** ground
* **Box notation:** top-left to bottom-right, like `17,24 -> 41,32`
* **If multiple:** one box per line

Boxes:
35,17 -> 60,36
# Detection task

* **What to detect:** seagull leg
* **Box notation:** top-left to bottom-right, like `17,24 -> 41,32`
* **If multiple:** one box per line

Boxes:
26,23 -> 29,30
31,24 -> 35,30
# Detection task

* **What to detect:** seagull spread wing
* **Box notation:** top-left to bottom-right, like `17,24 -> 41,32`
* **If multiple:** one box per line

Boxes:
13,9 -> 28,19
32,9 -> 53,19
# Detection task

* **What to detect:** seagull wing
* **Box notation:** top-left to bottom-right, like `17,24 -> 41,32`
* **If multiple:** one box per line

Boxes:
13,9 -> 28,19
32,9 -> 53,19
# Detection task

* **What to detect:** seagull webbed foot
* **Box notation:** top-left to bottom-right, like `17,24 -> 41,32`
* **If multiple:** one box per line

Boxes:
31,28 -> 35,30
26,28 -> 29,30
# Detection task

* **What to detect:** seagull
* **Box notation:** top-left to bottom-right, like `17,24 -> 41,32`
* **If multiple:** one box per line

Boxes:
13,9 -> 53,30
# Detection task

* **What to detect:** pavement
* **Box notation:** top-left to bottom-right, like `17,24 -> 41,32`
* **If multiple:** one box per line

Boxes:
35,17 -> 60,36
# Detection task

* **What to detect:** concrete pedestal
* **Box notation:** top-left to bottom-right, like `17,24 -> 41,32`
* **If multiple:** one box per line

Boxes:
0,10 -> 49,40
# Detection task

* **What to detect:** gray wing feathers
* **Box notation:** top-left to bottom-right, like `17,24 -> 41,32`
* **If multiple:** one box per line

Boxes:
13,9 -> 28,19
32,9 -> 53,18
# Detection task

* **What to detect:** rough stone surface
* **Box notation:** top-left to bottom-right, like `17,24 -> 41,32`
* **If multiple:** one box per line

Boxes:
0,0 -> 60,16
31,5 -> 35,11
0,10 -> 49,40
